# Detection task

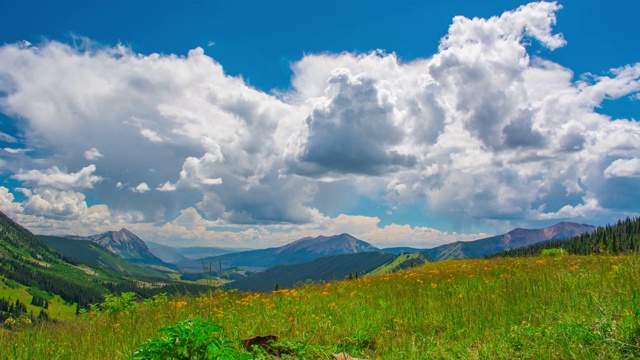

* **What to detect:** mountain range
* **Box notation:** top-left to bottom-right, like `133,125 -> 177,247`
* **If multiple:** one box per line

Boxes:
176,222 -> 595,272
0,205 -> 599,298
422,222 -> 596,260
176,233 -> 379,272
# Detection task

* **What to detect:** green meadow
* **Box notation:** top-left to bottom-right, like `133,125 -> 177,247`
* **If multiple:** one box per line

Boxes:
2,254 -> 639,359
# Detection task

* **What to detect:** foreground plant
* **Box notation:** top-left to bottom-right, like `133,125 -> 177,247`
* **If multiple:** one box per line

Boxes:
132,316 -> 251,360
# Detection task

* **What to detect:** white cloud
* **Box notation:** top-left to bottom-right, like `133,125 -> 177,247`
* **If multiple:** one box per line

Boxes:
12,165 -> 102,190
157,151 -> 223,191
3,147 -> 31,154
536,196 -> 601,220
23,188 -> 89,219
604,158 -> 640,179
0,186 -> 23,215
83,147 -> 103,160
140,128 -> 163,142
0,2 -> 639,244
131,182 -> 151,193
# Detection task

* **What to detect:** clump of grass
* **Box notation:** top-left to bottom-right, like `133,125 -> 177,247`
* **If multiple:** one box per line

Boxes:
1,254 -> 640,359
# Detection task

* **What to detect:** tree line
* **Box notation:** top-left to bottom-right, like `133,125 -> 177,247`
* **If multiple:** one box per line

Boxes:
0,297 -> 49,325
494,217 -> 640,257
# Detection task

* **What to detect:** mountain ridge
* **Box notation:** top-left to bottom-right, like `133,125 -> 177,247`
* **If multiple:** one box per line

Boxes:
423,222 -> 596,260
177,233 -> 381,272
176,222 -> 595,271
68,228 -> 177,270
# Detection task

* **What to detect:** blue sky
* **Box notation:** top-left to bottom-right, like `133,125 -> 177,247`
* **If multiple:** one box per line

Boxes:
0,1 -> 639,248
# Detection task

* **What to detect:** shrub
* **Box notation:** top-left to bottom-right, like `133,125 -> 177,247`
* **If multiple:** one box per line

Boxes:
132,316 -> 251,360
540,248 -> 564,257
101,292 -> 138,315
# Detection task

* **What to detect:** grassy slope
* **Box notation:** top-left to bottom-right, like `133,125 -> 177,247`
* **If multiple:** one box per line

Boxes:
368,252 -> 428,276
0,276 -> 76,321
2,254 -> 640,359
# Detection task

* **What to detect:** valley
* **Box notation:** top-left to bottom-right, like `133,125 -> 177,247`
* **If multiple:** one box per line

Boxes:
1,210 -> 640,358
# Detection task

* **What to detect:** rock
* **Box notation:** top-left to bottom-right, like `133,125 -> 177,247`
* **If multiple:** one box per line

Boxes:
241,334 -> 279,352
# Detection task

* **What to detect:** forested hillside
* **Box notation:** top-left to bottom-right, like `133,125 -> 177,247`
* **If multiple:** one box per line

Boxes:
230,252 -> 395,292
0,212 -> 209,313
38,235 -> 169,279
496,217 -> 640,257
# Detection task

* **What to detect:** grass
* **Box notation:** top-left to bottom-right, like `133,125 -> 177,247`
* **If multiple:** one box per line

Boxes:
368,252 -> 425,276
2,254 -> 640,359
0,276 -> 77,321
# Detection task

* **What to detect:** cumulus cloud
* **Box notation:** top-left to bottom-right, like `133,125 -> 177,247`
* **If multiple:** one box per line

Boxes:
83,147 -> 103,160
157,151 -> 224,191
286,68 -> 415,176
12,165 -> 102,190
131,182 -> 151,193
0,186 -> 23,215
535,196 -> 601,220
139,128 -> 164,143
0,2 -> 639,245
604,158 -> 640,179
23,189 -> 89,219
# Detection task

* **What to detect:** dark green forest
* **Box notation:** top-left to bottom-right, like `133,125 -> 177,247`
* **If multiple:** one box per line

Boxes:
495,217 -> 640,257
0,211 -> 211,312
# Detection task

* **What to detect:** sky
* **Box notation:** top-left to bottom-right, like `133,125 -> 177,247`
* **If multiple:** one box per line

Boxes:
0,1 -> 639,249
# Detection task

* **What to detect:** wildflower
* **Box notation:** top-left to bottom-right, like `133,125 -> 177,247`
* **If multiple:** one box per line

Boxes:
113,323 -> 121,329
288,316 -> 294,322
612,265 -> 619,270
330,302 -> 336,308
431,284 -> 437,288
3,318 -> 16,328
169,301 -> 187,309
322,291 -> 329,296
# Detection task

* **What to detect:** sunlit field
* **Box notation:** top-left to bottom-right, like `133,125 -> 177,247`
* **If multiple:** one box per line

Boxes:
2,254 -> 640,359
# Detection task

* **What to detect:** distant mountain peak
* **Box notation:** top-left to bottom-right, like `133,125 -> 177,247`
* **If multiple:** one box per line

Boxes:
84,228 -> 173,269
276,233 -> 378,255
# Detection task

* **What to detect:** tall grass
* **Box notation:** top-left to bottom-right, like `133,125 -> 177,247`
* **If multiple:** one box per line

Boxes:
2,254 -> 640,359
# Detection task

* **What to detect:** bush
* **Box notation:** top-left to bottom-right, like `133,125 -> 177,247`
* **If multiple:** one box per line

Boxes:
101,292 -> 138,315
541,248 -> 564,257
132,316 -> 250,359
